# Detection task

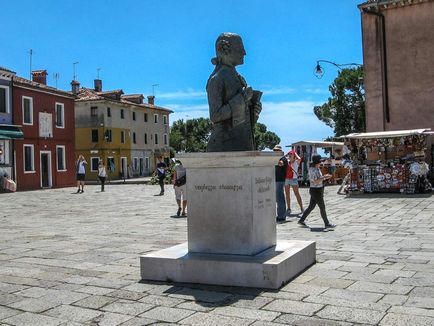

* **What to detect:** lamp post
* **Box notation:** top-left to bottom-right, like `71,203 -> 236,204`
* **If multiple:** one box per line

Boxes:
314,60 -> 363,79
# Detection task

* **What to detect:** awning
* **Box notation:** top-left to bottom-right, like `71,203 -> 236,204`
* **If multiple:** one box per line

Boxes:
288,141 -> 345,148
0,125 -> 24,139
342,128 -> 432,139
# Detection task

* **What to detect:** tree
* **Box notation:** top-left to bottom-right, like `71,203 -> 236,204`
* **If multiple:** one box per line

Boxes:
254,122 -> 280,151
314,66 -> 365,137
170,118 -> 213,153
170,118 -> 280,152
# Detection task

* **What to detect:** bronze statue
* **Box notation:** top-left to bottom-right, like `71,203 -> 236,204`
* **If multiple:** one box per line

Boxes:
206,33 -> 262,152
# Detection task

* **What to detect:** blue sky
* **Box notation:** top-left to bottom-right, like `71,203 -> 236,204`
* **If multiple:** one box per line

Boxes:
1,0 -> 363,148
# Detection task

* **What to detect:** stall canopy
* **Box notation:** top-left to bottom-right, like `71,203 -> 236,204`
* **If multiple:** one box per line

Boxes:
342,129 -> 432,139
289,140 -> 344,148
0,125 -> 24,139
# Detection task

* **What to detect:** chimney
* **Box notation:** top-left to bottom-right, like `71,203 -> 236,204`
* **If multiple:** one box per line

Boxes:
71,80 -> 80,94
31,70 -> 48,85
147,95 -> 155,105
94,79 -> 102,92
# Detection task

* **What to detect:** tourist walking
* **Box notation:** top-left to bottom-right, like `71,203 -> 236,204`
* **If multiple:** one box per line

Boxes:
98,160 -> 107,192
76,155 -> 87,193
284,150 -> 304,215
172,159 -> 187,217
155,156 -> 167,195
274,145 -> 288,221
298,154 -> 336,229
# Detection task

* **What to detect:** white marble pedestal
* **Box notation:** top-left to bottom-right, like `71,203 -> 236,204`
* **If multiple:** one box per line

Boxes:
140,152 -> 315,289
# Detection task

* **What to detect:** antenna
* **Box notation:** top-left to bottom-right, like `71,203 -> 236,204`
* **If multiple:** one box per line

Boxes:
152,83 -> 159,96
29,49 -> 33,79
73,61 -> 79,80
97,68 -> 101,79
53,73 -> 60,89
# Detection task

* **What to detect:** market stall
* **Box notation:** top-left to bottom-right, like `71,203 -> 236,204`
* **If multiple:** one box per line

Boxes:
342,129 -> 433,194
289,140 -> 347,185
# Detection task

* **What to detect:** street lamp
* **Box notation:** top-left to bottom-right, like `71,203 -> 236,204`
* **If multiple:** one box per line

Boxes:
314,60 -> 363,79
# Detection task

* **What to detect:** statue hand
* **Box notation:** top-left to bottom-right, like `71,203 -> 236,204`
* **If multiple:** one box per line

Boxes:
254,102 -> 262,120
242,86 -> 253,102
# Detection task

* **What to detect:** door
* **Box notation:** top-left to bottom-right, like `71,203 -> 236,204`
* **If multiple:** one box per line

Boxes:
120,157 -> 127,179
139,158 -> 143,176
40,151 -> 52,188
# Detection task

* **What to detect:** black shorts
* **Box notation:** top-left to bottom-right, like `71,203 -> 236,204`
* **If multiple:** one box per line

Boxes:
76,174 -> 85,181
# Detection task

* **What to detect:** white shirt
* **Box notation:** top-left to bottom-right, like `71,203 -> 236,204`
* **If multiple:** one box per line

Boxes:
77,161 -> 86,174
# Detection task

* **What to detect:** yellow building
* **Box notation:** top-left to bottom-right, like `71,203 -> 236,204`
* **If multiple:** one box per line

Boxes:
74,80 -> 172,181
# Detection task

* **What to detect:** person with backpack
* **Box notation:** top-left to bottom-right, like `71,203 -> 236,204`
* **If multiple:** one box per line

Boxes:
298,154 -> 336,230
155,156 -> 167,195
172,159 -> 187,217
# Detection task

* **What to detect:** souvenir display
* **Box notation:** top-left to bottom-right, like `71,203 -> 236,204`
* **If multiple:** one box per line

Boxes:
343,131 -> 431,194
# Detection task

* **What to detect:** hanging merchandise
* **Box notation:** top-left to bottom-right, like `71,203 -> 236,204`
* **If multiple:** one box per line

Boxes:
342,129 -> 432,195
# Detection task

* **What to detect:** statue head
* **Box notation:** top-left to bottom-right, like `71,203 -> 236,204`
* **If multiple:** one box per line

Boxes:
212,33 -> 246,67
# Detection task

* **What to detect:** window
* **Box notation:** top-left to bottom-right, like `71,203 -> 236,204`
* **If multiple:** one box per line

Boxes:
0,86 -> 8,113
145,157 -> 149,170
164,133 -> 168,145
91,129 -> 98,142
91,106 -> 97,117
154,133 -> 158,144
107,107 -> 111,117
105,129 -> 112,142
163,115 -> 168,125
133,132 -> 136,144
120,131 -> 125,143
107,157 -> 115,171
23,144 -> 34,172
133,157 -> 138,170
144,113 -> 148,122
22,96 -> 33,125
154,114 -> 158,123
120,109 -> 124,119
56,145 -> 66,171
144,133 -> 148,144
90,157 -> 100,172
55,102 -> 64,128
133,112 -> 136,121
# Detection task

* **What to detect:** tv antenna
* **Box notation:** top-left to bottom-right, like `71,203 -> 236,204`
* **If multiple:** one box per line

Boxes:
73,61 -> 79,80
53,73 -> 60,88
97,68 -> 101,79
152,83 -> 159,96
29,49 -> 34,79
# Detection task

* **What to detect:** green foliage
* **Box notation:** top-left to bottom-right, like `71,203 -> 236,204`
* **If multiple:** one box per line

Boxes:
170,118 -> 280,152
254,123 -> 281,150
314,66 -> 365,137
170,118 -> 213,153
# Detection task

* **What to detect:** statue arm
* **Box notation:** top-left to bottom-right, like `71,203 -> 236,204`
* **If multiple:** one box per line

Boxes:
207,78 -> 233,124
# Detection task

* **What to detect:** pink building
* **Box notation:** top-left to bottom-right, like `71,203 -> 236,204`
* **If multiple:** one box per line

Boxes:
359,0 -> 434,167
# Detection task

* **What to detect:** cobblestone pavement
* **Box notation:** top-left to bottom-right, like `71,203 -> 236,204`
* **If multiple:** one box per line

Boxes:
1,184 -> 434,325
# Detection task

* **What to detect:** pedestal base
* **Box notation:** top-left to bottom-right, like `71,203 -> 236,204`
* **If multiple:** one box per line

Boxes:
140,240 -> 315,289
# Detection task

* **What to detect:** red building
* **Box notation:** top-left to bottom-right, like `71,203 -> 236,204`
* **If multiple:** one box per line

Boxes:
13,70 -> 76,190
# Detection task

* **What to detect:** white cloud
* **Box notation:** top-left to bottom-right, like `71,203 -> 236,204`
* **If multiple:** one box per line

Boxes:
258,100 -> 334,147
165,97 -> 334,147
158,89 -> 206,100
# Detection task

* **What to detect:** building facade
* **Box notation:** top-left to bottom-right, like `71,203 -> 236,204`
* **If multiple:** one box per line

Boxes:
0,67 -> 23,182
13,70 -> 76,190
74,80 -> 172,181
359,0 -> 434,132
359,0 -> 434,169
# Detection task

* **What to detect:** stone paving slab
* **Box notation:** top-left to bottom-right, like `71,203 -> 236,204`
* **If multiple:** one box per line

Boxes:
1,184 -> 434,325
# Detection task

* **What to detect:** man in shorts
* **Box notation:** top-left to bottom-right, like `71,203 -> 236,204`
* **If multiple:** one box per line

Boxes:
172,159 -> 187,217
